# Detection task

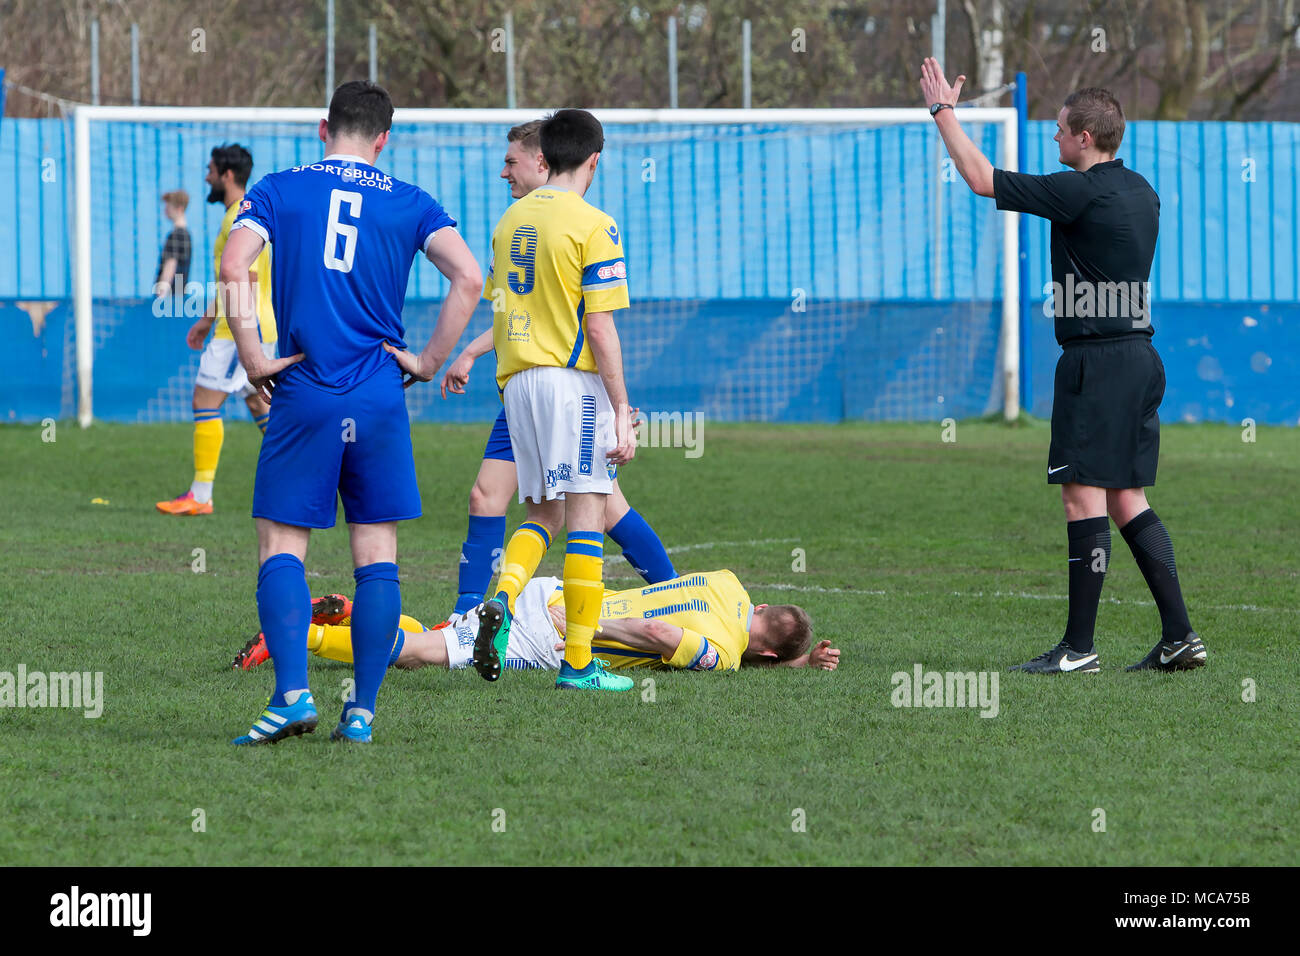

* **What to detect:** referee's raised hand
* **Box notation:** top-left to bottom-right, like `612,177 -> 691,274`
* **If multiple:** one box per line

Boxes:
920,57 -> 965,108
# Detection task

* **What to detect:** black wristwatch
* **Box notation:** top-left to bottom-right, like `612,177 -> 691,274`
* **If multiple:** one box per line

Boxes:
929,102 -> 953,117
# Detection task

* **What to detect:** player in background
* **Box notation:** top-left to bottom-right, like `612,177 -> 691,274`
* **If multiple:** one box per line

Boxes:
152,189 -> 192,305
920,59 -> 1203,674
221,81 -> 481,744
444,120 -> 676,616
233,572 -> 836,674
156,145 -> 276,516
473,109 -> 637,692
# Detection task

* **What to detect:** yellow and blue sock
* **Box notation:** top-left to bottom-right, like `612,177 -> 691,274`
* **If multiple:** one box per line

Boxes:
608,508 -> 676,584
191,409 -> 223,502
492,520 -> 552,614
350,562 -> 401,716
256,553 -> 311,708
562,531 -> 605,670
456,514 -> 507,613
387,629 -> 406,666
253,412 -> 270,434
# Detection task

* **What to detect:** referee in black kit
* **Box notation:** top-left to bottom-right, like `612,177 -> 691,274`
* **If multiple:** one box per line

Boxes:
919,58 -> 1205,674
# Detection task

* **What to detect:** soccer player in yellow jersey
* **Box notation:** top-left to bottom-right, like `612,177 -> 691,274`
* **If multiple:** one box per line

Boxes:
473,110 -> 638,692
441,120 -> 678,618
233,572 -> 839,674
156,144 -> 277,516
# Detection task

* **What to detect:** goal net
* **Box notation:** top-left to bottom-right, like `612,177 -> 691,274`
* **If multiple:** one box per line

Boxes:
70,107 -> 1020,426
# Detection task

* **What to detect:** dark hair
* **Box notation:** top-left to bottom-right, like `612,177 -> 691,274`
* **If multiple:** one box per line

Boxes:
539,109 -> 604,175
764,605 -> 813,663
327,80 -> 394,141
210,144 -> 253,187
1063,87 -> 1125,155
508,119 -> 544,153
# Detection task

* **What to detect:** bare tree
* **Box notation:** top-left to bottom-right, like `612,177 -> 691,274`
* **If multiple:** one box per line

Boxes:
0,0 -> 1294,118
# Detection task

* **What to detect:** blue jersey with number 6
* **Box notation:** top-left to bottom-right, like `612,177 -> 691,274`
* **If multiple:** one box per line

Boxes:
233,153 -> 456,391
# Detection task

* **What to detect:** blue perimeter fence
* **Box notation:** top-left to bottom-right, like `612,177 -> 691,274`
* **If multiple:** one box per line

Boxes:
1,115 -> 1297,425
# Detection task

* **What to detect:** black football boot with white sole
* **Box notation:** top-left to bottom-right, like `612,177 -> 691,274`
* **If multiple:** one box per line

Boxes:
1126,632 -> 1207,672
1010,640 -> 1101,674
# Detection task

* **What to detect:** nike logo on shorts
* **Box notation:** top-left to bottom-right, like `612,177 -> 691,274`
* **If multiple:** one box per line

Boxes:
1048,465 -> 1069,475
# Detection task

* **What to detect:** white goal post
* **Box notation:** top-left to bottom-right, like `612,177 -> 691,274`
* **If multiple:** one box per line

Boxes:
72,105 -> 1020,427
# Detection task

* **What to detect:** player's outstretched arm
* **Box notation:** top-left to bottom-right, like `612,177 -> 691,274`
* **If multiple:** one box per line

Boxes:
586,311 -> 636,465
548,604 -> 681,657
776,640 -> 841,671
441,327 -> 494,399
219,227 -> 302,401
385,227 -> 482,387
919,57 -> 995,198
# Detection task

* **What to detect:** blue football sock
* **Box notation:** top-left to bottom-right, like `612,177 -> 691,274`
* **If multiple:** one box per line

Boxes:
608,508 -> 677,584
350,562 -> 401,716
456,514 -> 507,613
387,628 -> 406,667
256,553 -> 312,708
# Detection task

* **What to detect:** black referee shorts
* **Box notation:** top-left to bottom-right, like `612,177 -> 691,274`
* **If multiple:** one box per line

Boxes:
1048,334 -> 1165,489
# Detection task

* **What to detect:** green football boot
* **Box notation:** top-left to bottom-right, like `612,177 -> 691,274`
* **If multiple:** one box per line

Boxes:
555,658 -> 634,692
472,597 -> 512,682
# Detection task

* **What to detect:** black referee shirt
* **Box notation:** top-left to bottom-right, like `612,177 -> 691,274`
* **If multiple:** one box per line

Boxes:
154,226 -> 192,292
993,159 -> 1159,345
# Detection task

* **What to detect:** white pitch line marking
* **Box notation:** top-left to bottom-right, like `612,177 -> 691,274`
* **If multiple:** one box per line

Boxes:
665,537 -> 802,555
745,584 -> 1296,615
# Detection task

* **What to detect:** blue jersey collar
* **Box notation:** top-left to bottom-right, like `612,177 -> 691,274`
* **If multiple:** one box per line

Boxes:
322,153 -> 372,166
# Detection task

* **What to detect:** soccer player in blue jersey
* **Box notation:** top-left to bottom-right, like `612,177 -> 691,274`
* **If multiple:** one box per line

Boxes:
444,120 -> 677,617
220,81 -> 482,744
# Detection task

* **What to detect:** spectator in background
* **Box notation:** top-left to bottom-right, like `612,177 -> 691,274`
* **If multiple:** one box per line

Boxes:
153,190 -> 192,301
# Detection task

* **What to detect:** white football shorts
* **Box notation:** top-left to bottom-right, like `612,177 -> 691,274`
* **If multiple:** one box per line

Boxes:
502,365 -> 617,504
195,337 -> 277,396
438,577 -> 565,671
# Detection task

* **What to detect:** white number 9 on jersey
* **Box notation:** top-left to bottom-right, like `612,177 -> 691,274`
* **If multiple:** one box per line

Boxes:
324,188 -> 363,272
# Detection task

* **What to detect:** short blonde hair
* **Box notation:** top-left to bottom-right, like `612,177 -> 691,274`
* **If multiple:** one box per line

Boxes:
162,190 -> 189,211
507,120 -> 543,152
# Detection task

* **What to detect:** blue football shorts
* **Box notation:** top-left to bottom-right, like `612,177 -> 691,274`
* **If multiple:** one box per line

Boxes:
481,407 -> 514,462
252,360 -> 421,528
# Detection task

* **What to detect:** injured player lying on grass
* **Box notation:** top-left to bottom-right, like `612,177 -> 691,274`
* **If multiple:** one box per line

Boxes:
232,570 -> 840,674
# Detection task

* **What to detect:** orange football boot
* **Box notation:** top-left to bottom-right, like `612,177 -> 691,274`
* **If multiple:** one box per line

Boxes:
156,490 -> 213,515
311,594 -> 353,626
232,632 -> 269,670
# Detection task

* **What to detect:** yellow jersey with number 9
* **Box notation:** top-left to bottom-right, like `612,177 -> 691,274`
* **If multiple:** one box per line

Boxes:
483,186 -> 629,390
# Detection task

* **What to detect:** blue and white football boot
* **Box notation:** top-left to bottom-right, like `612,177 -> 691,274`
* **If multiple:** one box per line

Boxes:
231,690 -> 318,745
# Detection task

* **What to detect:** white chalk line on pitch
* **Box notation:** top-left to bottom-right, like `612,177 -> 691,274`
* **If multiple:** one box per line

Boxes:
637,540 -> 1298,615
748,583 -> 1297,615
665,537 -> 802,554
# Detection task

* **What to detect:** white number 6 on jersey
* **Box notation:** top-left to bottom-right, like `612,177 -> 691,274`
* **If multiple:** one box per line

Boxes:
324,188 -> 362,272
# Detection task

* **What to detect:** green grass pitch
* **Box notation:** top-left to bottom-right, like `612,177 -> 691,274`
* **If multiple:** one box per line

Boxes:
1,419 -> 1295,865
